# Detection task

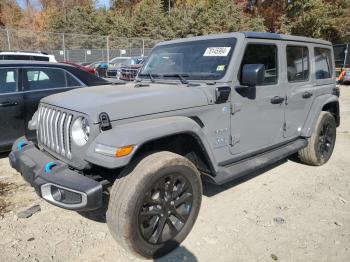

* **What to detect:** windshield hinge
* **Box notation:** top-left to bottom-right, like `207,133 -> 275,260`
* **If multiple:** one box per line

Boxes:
230,134 -> 240,146
231,103 -> 242,115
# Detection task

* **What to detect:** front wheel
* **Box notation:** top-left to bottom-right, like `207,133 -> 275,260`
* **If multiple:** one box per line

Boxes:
106,151 -> 202,259
298,111 -> 336,166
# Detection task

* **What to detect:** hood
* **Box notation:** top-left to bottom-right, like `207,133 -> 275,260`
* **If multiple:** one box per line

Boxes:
121,64 -> 142,69
41,82 -> 209,123
107,67 -> 119,71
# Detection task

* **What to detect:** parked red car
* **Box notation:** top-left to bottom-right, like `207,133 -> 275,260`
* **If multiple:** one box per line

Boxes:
119,57 -> 147,81
63,61 -> 97,75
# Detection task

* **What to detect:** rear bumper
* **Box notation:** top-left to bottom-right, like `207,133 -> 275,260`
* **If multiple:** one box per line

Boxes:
9,137 -> 103,211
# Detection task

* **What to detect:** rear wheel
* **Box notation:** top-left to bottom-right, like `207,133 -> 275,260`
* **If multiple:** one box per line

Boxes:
106,151 -> 202,259
298,111 -> 336,166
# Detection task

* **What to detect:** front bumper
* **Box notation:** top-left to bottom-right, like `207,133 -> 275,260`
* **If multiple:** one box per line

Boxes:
106,70 -> 120,78
9,137 -> 103,211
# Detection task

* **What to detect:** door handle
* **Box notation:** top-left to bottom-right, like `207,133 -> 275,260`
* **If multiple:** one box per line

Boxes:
302,91 -> 313,99
0,101 -> 19,107
270,96 -> 285,104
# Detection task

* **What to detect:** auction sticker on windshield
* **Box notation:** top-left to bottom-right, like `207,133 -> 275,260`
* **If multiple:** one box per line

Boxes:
203,47 -> 231,56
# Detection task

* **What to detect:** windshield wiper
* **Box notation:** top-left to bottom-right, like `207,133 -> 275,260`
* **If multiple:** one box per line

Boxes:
162,74 -> 189,84
138,73 -> 158,83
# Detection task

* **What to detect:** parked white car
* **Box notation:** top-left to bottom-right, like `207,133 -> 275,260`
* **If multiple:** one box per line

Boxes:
0,51 -> 57,62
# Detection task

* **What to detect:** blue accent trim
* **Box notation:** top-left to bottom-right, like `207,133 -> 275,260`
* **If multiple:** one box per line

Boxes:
17,141 -> 28,152
45,162 -> 57,173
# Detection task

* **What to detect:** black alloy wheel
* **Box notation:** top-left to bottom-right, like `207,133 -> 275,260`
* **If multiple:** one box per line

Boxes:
138,174 -> 193,245
106,151 -> 202,259
318,119 -> 336,160
298,111 -> 337,166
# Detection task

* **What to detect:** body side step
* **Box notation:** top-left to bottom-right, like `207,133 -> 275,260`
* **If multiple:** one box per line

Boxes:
210,138 -> 308,185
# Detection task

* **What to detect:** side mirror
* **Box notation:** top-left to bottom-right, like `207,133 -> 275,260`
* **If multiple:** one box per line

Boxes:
241,64 -> 265,87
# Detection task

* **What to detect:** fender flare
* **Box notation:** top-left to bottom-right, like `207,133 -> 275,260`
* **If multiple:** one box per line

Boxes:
85,116 -> 216,170
301,94 -> 339,137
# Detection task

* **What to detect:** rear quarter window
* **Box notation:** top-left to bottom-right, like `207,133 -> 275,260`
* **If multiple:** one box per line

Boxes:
314,47 -> 333,80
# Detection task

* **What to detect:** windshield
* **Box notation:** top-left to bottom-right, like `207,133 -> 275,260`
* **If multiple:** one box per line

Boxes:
139,37 -> 236,81
109,58 -> 130,67
130,57 -> 144,65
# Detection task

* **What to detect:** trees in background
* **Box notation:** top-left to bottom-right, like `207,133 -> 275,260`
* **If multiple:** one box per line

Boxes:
1,0 -> 349,43
0,0 -> 22,27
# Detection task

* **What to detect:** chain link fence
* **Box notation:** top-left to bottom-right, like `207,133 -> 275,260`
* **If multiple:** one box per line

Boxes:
0,28 -> 161,63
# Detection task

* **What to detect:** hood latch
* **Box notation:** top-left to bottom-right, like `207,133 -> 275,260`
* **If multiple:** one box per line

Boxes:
99,112 -> 112,131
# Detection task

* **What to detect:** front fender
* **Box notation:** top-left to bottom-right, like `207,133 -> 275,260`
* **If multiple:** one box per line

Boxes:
301,94 -> 339,137
85,116 -> 214,169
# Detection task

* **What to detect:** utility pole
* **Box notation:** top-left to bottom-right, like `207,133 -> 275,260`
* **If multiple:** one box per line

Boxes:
106,36 -> 110,64
6,29 -> 11,51
62,33 -> 66,61
344,44 -> 349,69
168,0 -> 171,15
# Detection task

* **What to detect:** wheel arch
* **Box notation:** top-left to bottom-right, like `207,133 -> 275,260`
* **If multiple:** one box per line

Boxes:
131,131 -> 216,176
322,101 -> 340,127
85,116 -> 217,174
301,94 -> 340,137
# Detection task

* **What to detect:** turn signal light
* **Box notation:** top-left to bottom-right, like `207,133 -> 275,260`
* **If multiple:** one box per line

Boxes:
115,145 -> 134,158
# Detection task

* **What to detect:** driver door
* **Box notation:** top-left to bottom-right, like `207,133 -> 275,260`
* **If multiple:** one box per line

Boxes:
229,40 -> 287,157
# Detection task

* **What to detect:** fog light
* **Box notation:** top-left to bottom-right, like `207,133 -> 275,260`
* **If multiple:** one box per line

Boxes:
51,186 -> 63,201
41,184 -> 87,208
50,185 -> 82,204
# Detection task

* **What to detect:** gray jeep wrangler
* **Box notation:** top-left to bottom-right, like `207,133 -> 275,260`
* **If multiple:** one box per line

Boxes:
9,32 -> 340,258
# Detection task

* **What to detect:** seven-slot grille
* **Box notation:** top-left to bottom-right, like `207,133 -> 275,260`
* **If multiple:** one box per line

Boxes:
37,104 -> 73,159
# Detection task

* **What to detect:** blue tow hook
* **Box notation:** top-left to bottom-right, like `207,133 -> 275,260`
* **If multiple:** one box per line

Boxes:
45,162 -> 57,174
17,141 -> 28,152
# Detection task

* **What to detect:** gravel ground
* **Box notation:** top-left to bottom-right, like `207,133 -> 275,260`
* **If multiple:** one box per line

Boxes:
0,86 -> 350,262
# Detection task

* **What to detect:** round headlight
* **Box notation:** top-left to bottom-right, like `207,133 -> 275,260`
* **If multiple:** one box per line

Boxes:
71,117 -> 90,146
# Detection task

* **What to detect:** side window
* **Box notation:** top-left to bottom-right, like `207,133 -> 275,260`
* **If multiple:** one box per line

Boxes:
66,72 -> 83,87
286,46 -> 309,82
31,56 -> 50,62
0,68 -> 18,94
240,44 -> 278,85
4,55 -> 30,60
24,68 -> 66,91
314,47 -> 333,80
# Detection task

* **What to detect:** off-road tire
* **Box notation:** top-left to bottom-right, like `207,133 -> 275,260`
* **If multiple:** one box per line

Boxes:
106,151 -> 202,259
298,111 -> 336,166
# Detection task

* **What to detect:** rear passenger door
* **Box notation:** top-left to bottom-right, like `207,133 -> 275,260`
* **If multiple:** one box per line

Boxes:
284,45 -> 334,138
22,67 -> 83,139
283,44 -> 314,138
0,67 -> 25,150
